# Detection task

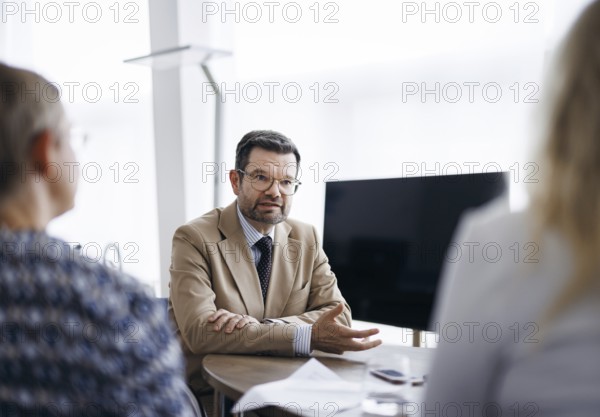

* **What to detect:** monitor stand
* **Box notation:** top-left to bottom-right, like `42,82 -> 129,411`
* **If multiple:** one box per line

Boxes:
412,329 -> 424,347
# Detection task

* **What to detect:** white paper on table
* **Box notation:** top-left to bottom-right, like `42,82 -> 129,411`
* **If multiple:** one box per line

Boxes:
232,358 -> 363,416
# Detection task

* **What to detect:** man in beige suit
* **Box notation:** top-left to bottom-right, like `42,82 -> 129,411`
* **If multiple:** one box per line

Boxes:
169,130 -> 381,397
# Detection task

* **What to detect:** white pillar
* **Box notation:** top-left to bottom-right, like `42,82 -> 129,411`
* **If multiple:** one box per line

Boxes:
148,0 -> 186,296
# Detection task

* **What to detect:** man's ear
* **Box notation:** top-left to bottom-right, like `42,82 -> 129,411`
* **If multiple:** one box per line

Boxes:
229,169 -> 240,195
29,130 -> 55,175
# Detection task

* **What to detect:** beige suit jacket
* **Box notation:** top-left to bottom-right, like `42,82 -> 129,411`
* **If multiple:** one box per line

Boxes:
168,201 -> 351,393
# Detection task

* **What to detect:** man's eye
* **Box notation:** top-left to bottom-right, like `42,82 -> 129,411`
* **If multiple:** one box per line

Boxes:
255,174 -> 269,181
281,180 -> 293,186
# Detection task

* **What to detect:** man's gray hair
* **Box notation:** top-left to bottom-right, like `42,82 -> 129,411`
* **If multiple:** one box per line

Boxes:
0,62 -> 64,199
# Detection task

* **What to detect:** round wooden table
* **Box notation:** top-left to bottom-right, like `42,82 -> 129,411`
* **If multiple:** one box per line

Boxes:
201,345 -> 433,417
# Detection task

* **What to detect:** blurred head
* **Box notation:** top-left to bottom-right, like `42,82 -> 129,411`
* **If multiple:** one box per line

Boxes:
532,0 -> 600,315
0,62 -> 77,222
229,130 -> 301,232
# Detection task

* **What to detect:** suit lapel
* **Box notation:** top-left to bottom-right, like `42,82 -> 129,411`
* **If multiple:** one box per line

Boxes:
217,202 -> 265,319
265,221 -> 301,317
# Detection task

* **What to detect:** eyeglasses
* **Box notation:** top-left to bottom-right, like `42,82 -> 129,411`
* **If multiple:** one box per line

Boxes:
236,169 -> 302,195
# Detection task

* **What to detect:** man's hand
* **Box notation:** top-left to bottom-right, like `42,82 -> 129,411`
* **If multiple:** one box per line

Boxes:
207,309 -> 260,333
311,304 -> 382,354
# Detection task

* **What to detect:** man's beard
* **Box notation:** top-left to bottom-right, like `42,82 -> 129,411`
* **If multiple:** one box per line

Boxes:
240,201 -> 288,225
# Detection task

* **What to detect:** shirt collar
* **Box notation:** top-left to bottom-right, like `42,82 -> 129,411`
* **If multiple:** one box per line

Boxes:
236,203 -> 275,247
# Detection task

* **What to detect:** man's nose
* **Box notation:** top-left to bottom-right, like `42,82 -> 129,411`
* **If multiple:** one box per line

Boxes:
265,179 -> 281,197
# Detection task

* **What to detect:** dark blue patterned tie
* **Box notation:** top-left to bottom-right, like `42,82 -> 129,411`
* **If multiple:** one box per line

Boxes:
255,236 -> 272,302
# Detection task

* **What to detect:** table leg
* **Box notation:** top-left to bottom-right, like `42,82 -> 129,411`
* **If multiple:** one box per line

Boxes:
413,329 -> 423,347
214,390 -> 225,417
214,391 -> 245,417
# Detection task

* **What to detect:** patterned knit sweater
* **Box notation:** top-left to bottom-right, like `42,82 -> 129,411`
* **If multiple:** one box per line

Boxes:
0,228 -> 195,416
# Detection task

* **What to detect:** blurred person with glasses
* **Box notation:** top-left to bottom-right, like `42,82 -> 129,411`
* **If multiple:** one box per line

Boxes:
0,63 -> 200,416
169,130 -> 381,400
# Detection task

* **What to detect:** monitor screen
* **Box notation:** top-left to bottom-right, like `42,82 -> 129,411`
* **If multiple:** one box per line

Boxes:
323,172 -> 507,331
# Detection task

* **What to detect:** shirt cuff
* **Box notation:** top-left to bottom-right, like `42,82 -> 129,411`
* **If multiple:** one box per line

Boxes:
263,319 -> 312,356
293,324 -> 312,357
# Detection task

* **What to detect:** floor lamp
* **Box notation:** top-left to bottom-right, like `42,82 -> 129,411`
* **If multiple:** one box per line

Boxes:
124,45 -> 232,207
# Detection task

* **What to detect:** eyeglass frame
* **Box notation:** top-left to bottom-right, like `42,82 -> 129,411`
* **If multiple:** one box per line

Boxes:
235,168 -> 302,195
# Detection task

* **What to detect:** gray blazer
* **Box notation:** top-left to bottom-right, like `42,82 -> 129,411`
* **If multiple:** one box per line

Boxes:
424,202 -> 600,417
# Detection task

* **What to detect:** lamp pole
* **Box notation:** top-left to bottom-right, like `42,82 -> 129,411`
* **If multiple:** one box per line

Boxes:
200,62 -> 222,207
125,45 -> 232,208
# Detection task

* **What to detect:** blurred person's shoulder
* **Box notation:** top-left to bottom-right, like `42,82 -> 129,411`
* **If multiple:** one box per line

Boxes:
69,242 -> 161,322
455,197 -> 532,243
0,228 -> 171,361
436,199 -> 539,316
458,197 -> 570,264
444,197 -> 573,321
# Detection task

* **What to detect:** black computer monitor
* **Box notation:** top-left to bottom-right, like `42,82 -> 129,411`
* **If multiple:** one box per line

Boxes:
323,172 -> 507,330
